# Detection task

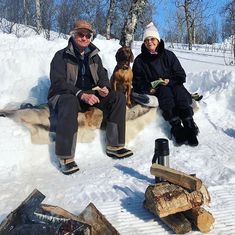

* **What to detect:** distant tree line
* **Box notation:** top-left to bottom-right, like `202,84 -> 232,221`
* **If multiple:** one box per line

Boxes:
163,0 -> 234,50
0,0 -> 234,50
0,0 -> 153,45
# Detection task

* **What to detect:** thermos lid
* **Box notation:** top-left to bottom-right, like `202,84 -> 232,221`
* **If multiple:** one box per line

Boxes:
155,138 -> 169,156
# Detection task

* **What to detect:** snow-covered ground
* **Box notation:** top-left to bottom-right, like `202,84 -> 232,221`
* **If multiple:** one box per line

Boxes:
0,31 -> 235,234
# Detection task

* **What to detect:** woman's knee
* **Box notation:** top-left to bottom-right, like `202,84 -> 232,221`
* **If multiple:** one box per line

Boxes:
157,86 -> 175,110
173,86 -> 192,108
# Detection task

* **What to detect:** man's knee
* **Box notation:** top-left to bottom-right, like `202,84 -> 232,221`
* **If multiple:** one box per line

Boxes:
58,94 -> 78,105
108,90 -> 126,105
57,94 -> 80,113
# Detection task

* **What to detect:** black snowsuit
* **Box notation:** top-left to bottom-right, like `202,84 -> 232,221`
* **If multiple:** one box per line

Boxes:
48,38 -> 126,159
132,40 -> 193,120
133,40 -> 199,146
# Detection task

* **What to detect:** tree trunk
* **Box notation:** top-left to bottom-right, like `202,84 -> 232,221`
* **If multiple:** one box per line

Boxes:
23,0 -> 29,25
192,21 -> 196,44
120,0 -> 148,47
182,0 -> 193,50
233,36 -> 235,64
35,0 -> 42,34
106,0 -> 116,40
184,0 -> 193,50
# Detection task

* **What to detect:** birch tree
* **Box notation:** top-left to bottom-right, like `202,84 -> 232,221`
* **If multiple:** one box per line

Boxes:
106,0 -> 116,39
23,0 -> 30,25
221,0 -> 235,63
40,0 -> 55,39
35,0 -> 42,33
176,0 -> 193,50
120,0 -> 148,47
175,0 -> 212,50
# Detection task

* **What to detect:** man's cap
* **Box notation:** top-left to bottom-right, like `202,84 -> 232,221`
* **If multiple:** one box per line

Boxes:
70,20 -> 94,34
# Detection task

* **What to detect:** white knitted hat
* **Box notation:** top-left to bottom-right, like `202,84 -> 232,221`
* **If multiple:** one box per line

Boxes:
143,22 -> 160,42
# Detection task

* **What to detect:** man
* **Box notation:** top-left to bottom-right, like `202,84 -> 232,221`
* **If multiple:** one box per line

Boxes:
48,20 -> 133,175
132,22 -> 199,146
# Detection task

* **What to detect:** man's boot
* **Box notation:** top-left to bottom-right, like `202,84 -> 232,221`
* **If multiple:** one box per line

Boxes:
182,117 -> 199,146
169,117 -> 187,145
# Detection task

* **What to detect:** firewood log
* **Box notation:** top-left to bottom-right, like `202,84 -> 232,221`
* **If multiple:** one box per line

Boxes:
183,207 -> 215,233
0,189 -> 46,234
150,163 -> 202,191
78,203 -> 121,235
160,212 -> 192,234
144,183 -> 205,218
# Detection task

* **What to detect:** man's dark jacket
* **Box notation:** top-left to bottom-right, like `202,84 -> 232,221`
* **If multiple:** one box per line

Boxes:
48,38 -> 110,107
132,40 -> 186,94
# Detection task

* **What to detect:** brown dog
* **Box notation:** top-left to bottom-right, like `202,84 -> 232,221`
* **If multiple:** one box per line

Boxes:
111,47 -> 134,108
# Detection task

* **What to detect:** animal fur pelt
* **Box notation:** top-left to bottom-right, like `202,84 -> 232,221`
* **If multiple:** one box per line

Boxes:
0,104 -> 155,144
0,98 -> 200,145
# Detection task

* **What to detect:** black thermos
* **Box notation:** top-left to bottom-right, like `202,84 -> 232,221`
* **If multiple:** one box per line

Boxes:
152,138 -> 169,183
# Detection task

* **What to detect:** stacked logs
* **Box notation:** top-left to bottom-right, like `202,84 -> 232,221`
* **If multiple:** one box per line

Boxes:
144,164 -> 215,234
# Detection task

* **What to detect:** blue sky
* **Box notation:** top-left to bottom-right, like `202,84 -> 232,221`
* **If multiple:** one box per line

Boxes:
153,0 -> 229,38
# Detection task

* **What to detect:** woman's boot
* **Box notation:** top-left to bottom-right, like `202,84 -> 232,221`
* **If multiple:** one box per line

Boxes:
169,117 -> 187,145
182,117 -> 199,146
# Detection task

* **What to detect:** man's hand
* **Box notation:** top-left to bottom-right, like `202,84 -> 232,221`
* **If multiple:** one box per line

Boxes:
80,93 -> 100,105
97,86 -> 109,97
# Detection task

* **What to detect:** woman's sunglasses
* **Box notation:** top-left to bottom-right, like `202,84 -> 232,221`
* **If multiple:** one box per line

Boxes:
144,37 -> 157,43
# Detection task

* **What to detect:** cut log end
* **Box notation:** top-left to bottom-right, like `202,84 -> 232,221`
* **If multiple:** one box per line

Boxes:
183,207 -> 215,233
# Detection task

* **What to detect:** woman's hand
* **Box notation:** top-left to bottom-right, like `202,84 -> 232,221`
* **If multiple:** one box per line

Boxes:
163,79 -> 169,85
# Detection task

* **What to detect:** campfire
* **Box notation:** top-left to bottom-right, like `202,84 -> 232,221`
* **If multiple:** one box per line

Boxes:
0,189 -> 120,235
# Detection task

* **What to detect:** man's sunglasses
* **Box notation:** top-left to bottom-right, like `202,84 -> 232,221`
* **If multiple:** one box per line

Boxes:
73,32 -> 92,39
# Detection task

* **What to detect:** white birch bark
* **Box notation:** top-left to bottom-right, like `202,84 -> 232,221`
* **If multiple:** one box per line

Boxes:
106,0 -> 116,40
120,0 -> 148,47
35,0 -> 42,33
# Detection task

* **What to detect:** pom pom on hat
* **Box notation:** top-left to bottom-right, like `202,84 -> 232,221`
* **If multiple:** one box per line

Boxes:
143,22 -> 160,42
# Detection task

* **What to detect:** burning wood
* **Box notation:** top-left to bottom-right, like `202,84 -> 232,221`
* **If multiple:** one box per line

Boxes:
0,189 -> 120,235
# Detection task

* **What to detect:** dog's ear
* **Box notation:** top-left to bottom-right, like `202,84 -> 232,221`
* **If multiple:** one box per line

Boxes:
115,47 -> 122,63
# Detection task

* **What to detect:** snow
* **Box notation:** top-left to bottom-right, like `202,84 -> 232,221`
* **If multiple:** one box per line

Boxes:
0,30 -> 235,234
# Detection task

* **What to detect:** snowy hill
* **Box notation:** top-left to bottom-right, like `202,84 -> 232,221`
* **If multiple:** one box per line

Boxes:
0,31 -> 235,234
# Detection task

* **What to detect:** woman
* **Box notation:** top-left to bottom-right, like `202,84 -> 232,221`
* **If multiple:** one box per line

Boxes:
132,22 -> 199,146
